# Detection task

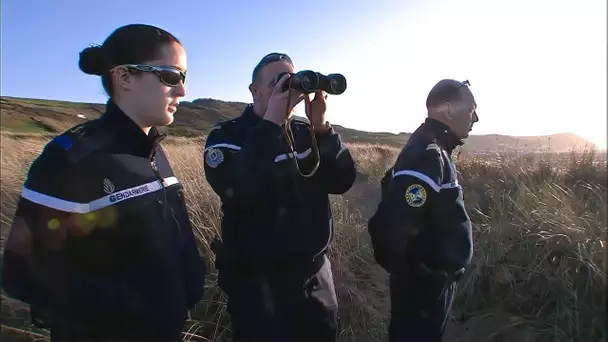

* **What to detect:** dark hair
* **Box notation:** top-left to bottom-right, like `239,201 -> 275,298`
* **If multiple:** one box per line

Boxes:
426,79 -> 471,109
78,24 -> 181,97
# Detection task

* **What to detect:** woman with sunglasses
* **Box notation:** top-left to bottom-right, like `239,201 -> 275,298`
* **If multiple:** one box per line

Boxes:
1,24 -> 207,341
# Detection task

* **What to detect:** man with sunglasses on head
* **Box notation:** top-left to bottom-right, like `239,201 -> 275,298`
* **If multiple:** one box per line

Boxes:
203,52 -> 357,341
367,79 -> 479,341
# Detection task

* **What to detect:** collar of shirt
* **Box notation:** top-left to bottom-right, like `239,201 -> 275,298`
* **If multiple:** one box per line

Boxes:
101,100 -> 166,158
241,104 -> 263,124
424,118 -> 464,153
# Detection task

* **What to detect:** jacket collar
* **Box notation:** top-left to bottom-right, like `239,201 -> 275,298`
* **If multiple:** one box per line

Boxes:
424,118 -> 463,153
242,104 -> 263,123
101,100 -> 166,158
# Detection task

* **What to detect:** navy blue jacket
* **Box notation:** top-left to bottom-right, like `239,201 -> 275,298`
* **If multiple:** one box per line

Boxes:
1,101 -> 207,339
368,118 -> 473,275
203,105 -> 356,272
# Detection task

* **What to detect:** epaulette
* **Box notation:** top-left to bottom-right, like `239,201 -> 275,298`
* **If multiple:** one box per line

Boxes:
46,119 -> 116,164
291,115 -> 311,126
209,117 -> 242,134
425,143 -> 442,155
425,141 -> 446,174
208,124 -> 222,133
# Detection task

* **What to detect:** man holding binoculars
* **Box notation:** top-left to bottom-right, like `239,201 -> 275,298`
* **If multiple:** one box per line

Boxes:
203,52 -> 357,341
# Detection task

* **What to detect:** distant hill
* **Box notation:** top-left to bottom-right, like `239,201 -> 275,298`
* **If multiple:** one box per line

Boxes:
0,96 -> 595,152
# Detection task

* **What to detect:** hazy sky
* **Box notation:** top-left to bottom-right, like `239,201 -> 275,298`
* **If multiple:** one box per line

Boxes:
1,0 -> 606,147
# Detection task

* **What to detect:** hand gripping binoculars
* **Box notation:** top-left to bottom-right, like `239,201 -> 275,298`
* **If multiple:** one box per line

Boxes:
275,70 -> 347,95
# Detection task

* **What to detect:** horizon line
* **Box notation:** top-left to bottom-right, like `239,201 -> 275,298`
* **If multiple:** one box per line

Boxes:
0,94 -> 601,144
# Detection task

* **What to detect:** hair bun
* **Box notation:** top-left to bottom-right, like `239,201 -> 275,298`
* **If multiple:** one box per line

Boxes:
78,45 -> 109,76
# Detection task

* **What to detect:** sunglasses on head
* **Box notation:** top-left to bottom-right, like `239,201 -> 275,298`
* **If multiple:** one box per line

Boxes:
458,79 -> 471,88
118,64 -> 186,87
260,53 -> 293,66
252,53 -> 293,83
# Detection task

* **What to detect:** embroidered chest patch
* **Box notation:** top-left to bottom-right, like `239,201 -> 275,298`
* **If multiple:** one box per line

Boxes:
205,148 -> 224,168
405,184 -> 427,207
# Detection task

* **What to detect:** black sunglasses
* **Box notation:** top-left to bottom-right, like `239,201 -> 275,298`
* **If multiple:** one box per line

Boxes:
120,64 -> 186,87
458,79 -> 471,88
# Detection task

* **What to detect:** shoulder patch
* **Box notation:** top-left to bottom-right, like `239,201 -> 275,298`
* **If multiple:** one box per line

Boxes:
49,119 -> 115,164
205,147 -> 224,168
49,134 -> 74,151
47,122 -> 91,151
51,123 -> 90,148
405,183 -> 427,207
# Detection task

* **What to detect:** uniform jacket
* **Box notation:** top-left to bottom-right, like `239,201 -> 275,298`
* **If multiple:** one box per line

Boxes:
1,101 -> 207,339
368,118 -> 473,276
203,104 -> 357,273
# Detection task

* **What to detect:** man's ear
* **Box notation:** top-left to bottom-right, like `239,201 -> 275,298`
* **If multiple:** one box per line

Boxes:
443,102 -> 454,121
432,102 -> 452,121
249,83 -> 257,100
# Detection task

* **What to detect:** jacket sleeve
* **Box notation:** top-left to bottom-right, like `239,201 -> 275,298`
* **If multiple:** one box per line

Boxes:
313,127 -> 357,194
203,119 -> 284,206
1,140 -> 157,324
1,142 -> 77,314
367,145 -> 444,274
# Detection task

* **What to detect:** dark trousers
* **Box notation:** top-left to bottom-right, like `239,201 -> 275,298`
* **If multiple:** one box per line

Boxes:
50,326 -> 183,342
48,316 -> 183,342
219,255 -> 339,342
388,272 -> 457,342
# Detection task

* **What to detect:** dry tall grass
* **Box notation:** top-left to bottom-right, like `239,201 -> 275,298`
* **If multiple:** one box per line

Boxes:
1,133 -> 606,342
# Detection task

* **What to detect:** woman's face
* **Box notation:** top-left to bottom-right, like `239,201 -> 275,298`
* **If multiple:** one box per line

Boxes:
127,41 -> 188,128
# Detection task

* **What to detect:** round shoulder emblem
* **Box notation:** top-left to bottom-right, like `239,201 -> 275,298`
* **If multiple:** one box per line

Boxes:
405,184 -> 427,207
205,148 -> 224,168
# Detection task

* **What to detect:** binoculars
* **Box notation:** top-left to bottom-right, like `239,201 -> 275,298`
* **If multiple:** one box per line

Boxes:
275,70 -> 347,95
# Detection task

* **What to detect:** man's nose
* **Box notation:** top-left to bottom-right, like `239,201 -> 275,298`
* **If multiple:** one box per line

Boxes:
473,110 -> 479,123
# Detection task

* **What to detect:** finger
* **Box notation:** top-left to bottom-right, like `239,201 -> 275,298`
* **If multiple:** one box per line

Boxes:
320,90 -> 328,101
293,95 -> 306,108
313,89 -> 323,102
292,91 -> 307,104
304,95 -> 312,119
272,73 -> 292,96
303,93 -> 312,106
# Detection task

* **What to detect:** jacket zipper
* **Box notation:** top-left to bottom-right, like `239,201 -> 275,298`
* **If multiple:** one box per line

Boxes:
149,139 -> 188,314
151,155 -> 182,240
150,156 -> 162,186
